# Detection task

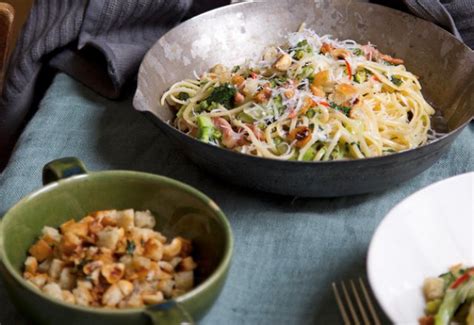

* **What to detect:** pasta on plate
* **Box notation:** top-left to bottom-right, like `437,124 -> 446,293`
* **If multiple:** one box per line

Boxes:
161,26 -> 435,161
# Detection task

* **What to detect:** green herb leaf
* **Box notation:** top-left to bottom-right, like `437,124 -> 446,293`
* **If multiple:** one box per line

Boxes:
391,76 -> 403,86
352,48 -> 364,56
126,240 -> 136,255
330,102 -> 351,117
232,65 -> 240,73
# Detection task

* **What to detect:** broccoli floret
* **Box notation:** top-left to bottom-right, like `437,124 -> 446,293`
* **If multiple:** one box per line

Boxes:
205,83 -> 237,109
177,92 -> 190,101
197,116 -> 216,143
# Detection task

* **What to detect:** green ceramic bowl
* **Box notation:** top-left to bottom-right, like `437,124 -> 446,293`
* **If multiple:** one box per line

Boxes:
0,157 -> 233,325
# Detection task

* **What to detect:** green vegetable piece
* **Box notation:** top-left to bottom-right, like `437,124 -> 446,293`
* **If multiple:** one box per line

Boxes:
353,48 -> 364,56
197,115 -> 215,143
177,92 -> 190,101
197,100 -> 209,112
237,112 -> 255,123
273,94 -> 285,114
294,50 -> 305,60
206,83 -> 237,109
232,65 -> 240,73
302,147 -> 316,161
426,299 -> 442,315
440,272 -> 456,289
354,69 -> 367,83
391,76 -> 403,86
435,278 -> 474,325
330,102 -> 351,117
297,40 -> 309,47
126,240 -> 136,255
212,129 -> 222,139
298,65 -> 314,79
306,109 -> 316,118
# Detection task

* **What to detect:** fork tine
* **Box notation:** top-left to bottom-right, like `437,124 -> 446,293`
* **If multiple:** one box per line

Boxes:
359,278 -> 381,325
332,282 -> 351,325
350,280 -> 370,325
341,281 -> 361,325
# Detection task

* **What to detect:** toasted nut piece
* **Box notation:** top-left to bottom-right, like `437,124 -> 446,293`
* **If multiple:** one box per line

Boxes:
49,259 -> 65,280
134,210 -> 156,229
59,267 -> 76,290
288,126 -> 312,148
43,283 -> 63,300
101,263 -> 125,284
102,284 -> 124,307
158,261 -> 174,273
158,279 -> 175,298
312,70 -> 331,88
144,238 -> 164,261
37,258 -> 52,273
142,292 -> 164,305
284,89 -> 295,99
77,280 -> 93,290
169,257 -> 183,269
231,75 -> 245,87
174,271 -> 194,291
73,286 -> 93,306
62,290 -> 76,304
42,226 -> 61,244
83,260 -> 103,275
28,239 -> 52,262
163,238 -> 183,260
125,293 -> 143,308
423,277 -> 445,300
253,87 -> 272,104
300,97 -> 317,115
320,43 -> 333,54
310,85 -> 325,97
274,53 -> 292,71
94,247 -> 115,264
116,209 -> 134,231
117,280 -> 134,297
180,257 -> 197,271
24,256 -> 38,274
333,83 -> 358,105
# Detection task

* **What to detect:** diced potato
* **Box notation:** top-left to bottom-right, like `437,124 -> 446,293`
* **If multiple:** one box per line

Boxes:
101,263 -> 125,284
59,267 -> 76,290
42,226 -> 61,244
423,277 -> 445,300
62,290 -> 75,304
28,273 -> 48,288
134,210 -> 156,229
144,238 -> 163,261
142,292 -> 164,305
125,293 -> 143,308
24,256 -> 38,274
43,283 -> 63,300
60,220 -> 88,238
158,279 -> 175,298
180,257 -> 197,271
73,286 -> 92,306
116,209 -> 134,231
28,239 -> 52,262
61,232 -> 82,254
97,227 -> 123,250
48,259 -> 65,280
117,280 -> 134,297
174,271 -> 194,291
102,284 -> 123,307
37,258 -> 52,273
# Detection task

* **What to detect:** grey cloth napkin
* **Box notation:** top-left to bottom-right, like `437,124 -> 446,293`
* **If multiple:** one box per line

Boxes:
403,0 -> 474,47
0,0 -> 193,157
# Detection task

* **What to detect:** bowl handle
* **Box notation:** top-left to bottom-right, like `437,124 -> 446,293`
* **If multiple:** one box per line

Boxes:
42,157 -> 87,185
145,301 -> 194,325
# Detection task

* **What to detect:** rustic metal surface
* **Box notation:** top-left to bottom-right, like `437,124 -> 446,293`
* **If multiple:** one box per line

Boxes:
134,0 -> 474,197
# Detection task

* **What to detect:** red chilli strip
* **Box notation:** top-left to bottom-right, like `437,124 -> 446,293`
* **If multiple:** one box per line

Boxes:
319,101 -> 330,107
344,59 -> 352,77
451,273 -> 470,289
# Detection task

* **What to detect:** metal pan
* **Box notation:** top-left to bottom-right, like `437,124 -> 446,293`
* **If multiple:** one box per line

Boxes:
133,0 -> 473,197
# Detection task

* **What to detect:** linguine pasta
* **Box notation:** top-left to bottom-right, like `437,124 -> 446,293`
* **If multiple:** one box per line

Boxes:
161,27 -> 435,161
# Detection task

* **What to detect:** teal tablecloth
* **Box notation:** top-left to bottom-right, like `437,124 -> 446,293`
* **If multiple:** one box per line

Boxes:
1,74 -> 473,324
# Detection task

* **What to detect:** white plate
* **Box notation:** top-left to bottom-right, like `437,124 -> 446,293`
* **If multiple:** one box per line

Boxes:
367,172 -> 474,324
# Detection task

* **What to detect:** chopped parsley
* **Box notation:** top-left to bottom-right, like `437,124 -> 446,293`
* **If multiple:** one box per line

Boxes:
177,92 -> 190,101
391,76 -> 403,86
232,65 -> 240,73
330,102 -> 351,117
126,240 -> 136,255
205,83 -> 237,109
352,48 -> 364,56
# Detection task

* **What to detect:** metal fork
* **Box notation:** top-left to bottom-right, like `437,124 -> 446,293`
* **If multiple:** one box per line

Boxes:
332,278 -> 382,325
